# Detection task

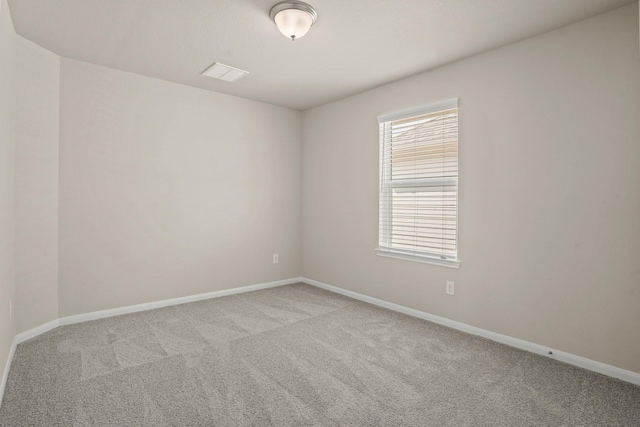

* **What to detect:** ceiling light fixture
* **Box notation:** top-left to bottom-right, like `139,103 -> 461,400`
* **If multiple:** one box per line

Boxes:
270,1 -> 317,41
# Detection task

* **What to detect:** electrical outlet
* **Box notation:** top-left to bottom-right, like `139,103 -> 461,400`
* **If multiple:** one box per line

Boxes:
446,281 -> 455,296
273,254 -> 279,264
9,299 -> 12,320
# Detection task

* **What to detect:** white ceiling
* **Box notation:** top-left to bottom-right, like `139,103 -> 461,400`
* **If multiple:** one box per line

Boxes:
7,0 -> 634,110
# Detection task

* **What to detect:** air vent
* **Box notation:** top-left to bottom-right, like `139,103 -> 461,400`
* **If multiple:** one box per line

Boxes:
201,62 -> 249,82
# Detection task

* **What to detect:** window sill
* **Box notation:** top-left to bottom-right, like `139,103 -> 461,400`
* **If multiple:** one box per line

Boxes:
375,248 -> 460,269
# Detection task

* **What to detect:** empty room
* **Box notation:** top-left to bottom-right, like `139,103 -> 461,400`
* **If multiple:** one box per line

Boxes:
1,0 -> 639,425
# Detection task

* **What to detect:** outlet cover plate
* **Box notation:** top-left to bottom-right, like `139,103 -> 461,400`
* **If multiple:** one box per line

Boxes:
446,281 -> 455,295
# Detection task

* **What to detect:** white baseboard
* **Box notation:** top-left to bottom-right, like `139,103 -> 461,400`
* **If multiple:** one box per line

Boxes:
3,274 -> 638,409
0,277 -> 302,407
302,277 -> 640,386
14,319 -> 60,343
1,318 -> 61,408
0,336 -> 17,409
58,277 -> 303,327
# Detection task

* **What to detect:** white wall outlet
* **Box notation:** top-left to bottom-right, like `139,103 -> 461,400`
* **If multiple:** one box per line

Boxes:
273,254 -> 279,264
446,281 -> 455,296
9,299 -> 12,320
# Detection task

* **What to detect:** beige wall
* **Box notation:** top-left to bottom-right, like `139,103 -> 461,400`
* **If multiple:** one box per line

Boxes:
0,0 -> 16,385
14,36 -> 60,333
302,4 -> 640,373
58,59 -> 302,317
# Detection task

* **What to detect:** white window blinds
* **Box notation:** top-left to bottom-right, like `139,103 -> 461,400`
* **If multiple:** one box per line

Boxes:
376,99 -> 459,268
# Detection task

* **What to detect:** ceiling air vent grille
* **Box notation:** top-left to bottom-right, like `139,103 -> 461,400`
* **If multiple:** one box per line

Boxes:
201,62 -> 249,82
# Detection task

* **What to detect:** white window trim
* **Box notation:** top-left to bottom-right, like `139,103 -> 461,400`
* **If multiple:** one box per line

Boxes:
377,98 -> 459,123
376,98 -> 461,269
375,247 -> 461,269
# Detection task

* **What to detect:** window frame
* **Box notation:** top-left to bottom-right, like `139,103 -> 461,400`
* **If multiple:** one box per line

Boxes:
375,98 -> 460,269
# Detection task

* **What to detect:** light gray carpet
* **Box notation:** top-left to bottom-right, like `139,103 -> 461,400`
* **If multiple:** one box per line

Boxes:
0,283 -> 639,426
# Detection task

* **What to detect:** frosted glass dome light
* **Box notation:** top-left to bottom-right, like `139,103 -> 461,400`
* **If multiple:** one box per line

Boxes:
270,1 -> 317,41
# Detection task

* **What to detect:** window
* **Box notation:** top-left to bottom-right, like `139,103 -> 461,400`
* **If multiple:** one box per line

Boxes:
376,98 -> 460,268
